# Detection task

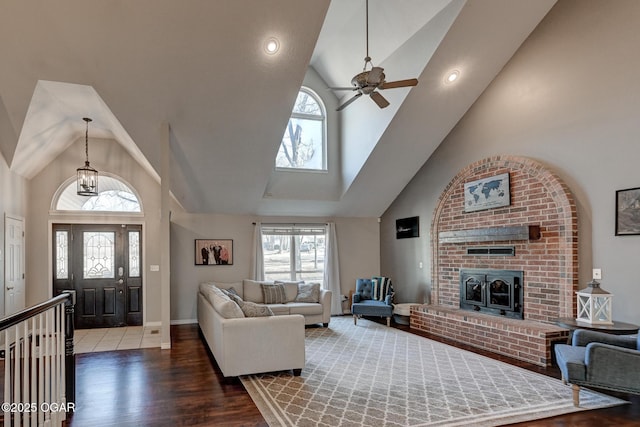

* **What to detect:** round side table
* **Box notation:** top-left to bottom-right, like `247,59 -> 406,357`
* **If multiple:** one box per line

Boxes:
554,317 -> 639,335
554,317 -> 639,343
393,303 -> 417,325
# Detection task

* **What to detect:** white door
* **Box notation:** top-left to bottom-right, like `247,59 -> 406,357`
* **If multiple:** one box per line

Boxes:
5,215 -> 25,315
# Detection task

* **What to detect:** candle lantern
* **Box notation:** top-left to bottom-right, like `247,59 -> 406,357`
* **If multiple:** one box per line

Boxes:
576,279 -> 613,325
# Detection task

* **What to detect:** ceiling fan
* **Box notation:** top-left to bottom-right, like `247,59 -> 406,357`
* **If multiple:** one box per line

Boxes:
330,0 -> 419,112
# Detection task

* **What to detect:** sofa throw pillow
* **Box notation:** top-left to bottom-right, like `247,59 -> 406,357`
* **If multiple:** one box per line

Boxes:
225,287 -> 239,297
226,291 -> 245,307
221,287 -> 240,300
238,300 -> 274,317
274,280 -> 303,302
261,283 -> 287,304
295,282 -> 320,303
209,287 -> 245,319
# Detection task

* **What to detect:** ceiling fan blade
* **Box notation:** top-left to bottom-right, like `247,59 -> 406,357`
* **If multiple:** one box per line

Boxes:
370,91 -> 390,109
336,92 -> 363,111
328,86 -> 358,91
367,66 -> 384,85
379,78 -> 419,89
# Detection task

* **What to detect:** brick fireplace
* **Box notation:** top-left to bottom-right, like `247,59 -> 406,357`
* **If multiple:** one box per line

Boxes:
411,155 -> 578,366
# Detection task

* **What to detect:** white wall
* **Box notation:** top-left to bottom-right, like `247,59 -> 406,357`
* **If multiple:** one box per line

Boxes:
0,149 -> 27,317
381,0 -> 640,324
169,211 -> 380,322
25,137 -> 163,323
18,131 -> 380,325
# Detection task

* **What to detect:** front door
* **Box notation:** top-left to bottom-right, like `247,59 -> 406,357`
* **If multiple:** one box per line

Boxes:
53,224 -> 142,329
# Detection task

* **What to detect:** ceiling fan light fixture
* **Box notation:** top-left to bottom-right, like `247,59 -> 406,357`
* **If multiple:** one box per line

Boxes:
264,37 -> 280,54
330,0 -> 419,111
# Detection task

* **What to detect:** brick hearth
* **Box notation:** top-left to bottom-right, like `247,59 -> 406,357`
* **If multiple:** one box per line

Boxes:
411,155 -> 578,367
410,305 -> 568,366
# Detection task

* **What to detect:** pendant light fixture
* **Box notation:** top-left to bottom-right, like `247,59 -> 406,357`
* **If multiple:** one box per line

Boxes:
76,117 -> 98,196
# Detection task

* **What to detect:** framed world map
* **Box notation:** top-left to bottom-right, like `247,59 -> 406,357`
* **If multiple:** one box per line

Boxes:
464,172 -> 510,213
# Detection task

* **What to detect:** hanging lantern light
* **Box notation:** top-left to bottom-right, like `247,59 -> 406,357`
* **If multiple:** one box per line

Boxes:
576,279 -> 613,325
76,117 -> 98,196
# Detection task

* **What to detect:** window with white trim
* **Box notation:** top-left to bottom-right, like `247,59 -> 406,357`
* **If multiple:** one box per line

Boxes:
261,224 -> 326,284
275,88 -> 327,171
54,175 -> 141,212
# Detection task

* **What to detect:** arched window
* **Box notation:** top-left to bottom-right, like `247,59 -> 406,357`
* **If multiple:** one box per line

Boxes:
54,175 -> 142,213
276,87 -> 327,171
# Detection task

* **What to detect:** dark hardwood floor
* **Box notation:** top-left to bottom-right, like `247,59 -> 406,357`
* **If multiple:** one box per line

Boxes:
58,318 -> 638,426
67,324 -> 266,427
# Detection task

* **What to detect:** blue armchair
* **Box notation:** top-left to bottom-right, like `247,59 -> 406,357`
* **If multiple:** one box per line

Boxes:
554,329 -> 640,406
351,277 -> 394,327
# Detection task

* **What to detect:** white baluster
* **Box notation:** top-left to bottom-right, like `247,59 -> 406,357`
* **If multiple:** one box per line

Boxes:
4,329 -> 10,427
38,313 -> 44,426
14,325 -> 22,426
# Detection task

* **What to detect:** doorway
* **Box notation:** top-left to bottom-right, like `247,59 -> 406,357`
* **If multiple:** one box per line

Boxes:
4,215 -> 26,316
52,223 -> 142,329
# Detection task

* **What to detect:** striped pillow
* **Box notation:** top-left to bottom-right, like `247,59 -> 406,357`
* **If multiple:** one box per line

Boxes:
372,277 -> 393,302
261,283 -> 287,304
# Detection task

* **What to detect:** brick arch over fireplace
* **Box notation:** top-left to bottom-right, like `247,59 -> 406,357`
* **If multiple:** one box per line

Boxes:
430,155 -> 578,321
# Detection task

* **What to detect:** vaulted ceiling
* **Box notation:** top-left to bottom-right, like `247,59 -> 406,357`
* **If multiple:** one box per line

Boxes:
0,0 -> 556,217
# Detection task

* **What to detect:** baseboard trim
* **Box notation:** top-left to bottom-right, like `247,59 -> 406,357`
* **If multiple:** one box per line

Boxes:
170,318 -> 197,325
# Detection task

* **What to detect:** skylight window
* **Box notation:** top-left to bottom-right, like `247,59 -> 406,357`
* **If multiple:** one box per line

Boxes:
276,87 -> 326,171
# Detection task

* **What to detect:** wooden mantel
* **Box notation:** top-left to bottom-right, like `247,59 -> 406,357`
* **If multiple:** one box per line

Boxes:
438,225 -> 541,244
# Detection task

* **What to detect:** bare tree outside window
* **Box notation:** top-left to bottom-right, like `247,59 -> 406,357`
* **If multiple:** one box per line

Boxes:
276,88 -> 326,170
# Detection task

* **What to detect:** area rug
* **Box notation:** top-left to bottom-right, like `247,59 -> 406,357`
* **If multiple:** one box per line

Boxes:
240,316 -> 626,427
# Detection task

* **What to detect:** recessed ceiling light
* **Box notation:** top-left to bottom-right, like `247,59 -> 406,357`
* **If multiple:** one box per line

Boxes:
445,70 -> 460,84
264,37 -> 280,54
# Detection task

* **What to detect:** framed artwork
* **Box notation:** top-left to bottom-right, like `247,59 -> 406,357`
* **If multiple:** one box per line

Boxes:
195,239 -> 233,265
464,172 -> 510,213
396,216 -> 419,239
615,187 -> 640,235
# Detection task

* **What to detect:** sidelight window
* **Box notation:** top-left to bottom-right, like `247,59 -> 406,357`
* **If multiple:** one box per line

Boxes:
129,231 -> 140,277
55,230 -> 69,280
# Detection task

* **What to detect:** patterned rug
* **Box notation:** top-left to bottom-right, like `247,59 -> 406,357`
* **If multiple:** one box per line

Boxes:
240,316 -> 627,427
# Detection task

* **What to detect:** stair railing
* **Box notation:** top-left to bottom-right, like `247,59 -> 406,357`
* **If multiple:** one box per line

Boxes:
0,291 -> 75,426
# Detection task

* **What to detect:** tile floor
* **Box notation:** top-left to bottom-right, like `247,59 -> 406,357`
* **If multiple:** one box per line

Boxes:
74,326 -> 161,353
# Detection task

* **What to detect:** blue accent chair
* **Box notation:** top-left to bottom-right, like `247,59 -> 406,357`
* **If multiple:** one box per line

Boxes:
554,329 -> 640,406
351,277 -> 394,327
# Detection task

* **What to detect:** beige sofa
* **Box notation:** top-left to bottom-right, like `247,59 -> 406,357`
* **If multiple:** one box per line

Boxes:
197,282 -> 305,377
233,279 -> 332,326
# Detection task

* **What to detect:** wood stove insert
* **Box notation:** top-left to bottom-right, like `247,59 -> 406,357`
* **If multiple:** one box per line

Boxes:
460,268 -> 524,320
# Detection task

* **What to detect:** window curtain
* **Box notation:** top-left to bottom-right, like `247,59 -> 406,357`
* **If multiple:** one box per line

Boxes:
251,222 -> 264,281
323,222 -> 342,315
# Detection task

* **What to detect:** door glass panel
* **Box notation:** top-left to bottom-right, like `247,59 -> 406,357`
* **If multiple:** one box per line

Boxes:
83,232 -> 115,279
129,231 -> 140,277
56,230 -> 69,279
